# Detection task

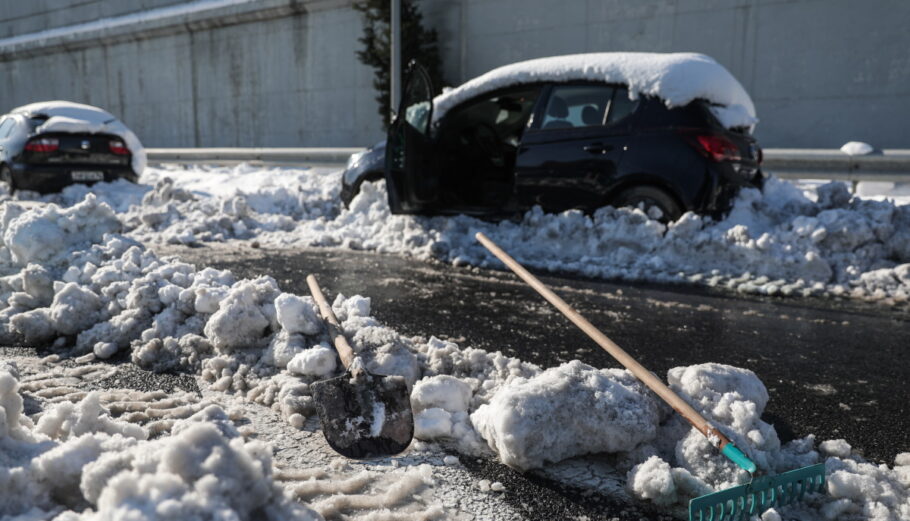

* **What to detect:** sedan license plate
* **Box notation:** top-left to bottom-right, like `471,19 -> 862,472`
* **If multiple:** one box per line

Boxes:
71,170 -> 104,181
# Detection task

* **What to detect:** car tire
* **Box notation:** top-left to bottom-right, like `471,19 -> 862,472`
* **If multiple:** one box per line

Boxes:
611,186 -> 683,222
0,165 -> 15,194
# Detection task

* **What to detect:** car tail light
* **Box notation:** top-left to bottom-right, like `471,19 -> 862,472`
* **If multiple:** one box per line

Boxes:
25,137 -> 59,153
690,134 -> 741,162
109,140 -> 129,155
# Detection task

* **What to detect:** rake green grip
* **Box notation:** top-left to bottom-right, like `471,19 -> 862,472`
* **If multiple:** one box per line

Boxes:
722,443 -> 757,473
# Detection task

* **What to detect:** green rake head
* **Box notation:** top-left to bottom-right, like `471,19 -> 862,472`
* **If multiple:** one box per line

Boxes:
688,463 -> 826,521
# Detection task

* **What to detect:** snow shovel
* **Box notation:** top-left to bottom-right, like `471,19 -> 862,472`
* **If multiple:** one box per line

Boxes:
474,232 -> 826,521
305,275 -> 414,459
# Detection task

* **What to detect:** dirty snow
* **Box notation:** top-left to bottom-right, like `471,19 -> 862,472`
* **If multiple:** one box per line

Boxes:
0,366 -> 318,520
0,196 -> 907,520
12,101 -> 147,174
471,360 -> 661,470
431,53 -> 757,130
10,163 -> 910,305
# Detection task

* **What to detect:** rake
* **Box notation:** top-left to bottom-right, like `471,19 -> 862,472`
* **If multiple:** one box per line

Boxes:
475,232 -> 826,521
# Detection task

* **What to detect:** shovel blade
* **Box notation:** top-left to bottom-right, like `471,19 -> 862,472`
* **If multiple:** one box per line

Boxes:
688,463 -> 826,521
311,369 -> 414,459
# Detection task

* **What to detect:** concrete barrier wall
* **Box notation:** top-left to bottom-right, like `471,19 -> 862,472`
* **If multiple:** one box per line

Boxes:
420,0 -> 910,150
0,0 -> 908,149
0,0 -> 384,148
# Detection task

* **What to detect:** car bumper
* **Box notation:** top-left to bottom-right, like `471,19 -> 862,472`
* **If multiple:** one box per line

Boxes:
10,163 -> 137,193
340,182 -> 357,207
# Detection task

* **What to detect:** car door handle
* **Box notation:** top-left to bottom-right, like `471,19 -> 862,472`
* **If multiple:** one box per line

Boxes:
583,143 -> 612,154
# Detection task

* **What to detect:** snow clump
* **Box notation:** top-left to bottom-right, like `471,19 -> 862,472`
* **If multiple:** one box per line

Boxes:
623,364 -> 910,521
0,365 -> 319,520
471,360 -> 661,470
840,141 -> 876,156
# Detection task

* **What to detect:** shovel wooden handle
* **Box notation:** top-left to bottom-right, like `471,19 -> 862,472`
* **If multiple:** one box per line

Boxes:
306,275 -> 356,369
475,232 -> 756,472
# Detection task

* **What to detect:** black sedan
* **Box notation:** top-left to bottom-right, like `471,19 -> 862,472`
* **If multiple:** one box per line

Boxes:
342,54 -> 763,222
0,101 -> 142,194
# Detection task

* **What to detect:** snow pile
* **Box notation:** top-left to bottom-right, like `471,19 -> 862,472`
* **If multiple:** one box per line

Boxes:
119,166 -> 341,245
841,141 -> 876,156
622,364 -> 910,521
432,52 -> 757,130
274,176 -> 910,302
13,101 -> 147,174
17,163 -> 910,303
471,360 -> 661,470
0,365 -> 319,520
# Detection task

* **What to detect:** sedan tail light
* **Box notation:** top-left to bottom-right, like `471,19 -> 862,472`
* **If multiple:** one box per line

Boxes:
25,137 -> 59,153
689,134 -> 742,162
109,140 -> 129,155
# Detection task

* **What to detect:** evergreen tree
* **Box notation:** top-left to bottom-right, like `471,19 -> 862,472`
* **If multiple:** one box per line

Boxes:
353,0 -> 446,129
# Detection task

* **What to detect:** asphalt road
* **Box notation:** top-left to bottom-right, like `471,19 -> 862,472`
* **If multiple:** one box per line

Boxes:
162,243 -> 910,465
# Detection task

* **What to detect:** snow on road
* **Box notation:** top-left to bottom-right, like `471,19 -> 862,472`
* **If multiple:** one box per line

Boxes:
0,189 -> 908,520
15,162 -> 910,304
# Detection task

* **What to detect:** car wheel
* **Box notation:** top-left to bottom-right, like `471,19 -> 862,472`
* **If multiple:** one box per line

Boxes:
611,186 -> 682,222
0,165 -> 15,194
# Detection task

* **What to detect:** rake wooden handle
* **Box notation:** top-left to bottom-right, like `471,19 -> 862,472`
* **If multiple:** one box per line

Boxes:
475,232 -> 756,472
306,275 -> 356,369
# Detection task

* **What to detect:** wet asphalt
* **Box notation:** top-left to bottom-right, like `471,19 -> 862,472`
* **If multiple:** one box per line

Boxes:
163,243 -> 910,467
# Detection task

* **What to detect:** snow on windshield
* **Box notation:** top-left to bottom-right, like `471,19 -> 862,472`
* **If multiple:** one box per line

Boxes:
12,100 -> 147,174
432,52 -> 757,130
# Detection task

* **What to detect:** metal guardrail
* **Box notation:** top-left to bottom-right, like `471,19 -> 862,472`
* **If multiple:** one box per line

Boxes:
146,147 -> 910,183
146,147 -> 364,166
762,149 -> 910,183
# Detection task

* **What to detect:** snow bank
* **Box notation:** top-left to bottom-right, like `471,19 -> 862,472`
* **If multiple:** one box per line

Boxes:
623,363 -> 910,521
19,163 -> 910,304
1,196 -> 907,520
119,166 -> 340,246
432,53 -> 757,130
268,175 -> 910,303
0,365 -> 319,520
13,100 -> 147,174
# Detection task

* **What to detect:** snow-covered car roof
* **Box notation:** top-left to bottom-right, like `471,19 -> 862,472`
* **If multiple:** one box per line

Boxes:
10,100 -> 146,174
432,52 -> 757,130
12,100 -> 118,123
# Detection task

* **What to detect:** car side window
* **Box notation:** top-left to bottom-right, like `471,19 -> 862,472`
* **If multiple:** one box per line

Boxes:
441,87 -> 540,148
606,87 -> 639,124
0,118 -> 12,138
539,85 -> 614,130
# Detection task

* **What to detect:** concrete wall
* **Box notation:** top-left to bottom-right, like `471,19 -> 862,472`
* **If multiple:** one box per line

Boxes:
0,0 -> 384,147
0,0 -> 907,149
421,0 -> 910,149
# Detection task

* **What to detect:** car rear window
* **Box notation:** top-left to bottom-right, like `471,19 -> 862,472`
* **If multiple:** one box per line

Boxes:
540,85 -> 614,130
27,116 -> 49,131
634,97 -> 715,129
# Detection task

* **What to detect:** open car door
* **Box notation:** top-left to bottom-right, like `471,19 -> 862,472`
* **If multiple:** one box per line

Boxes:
385,62 -> 437,213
